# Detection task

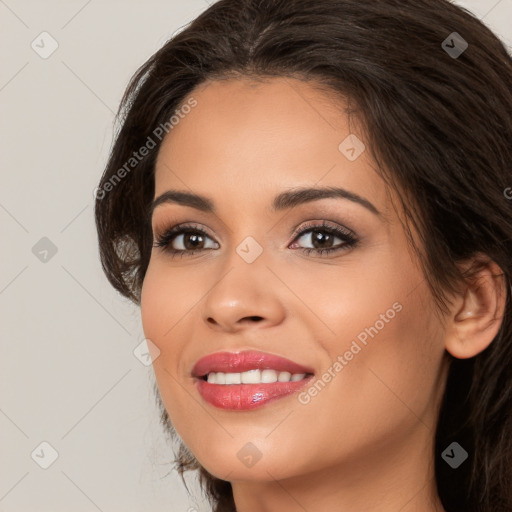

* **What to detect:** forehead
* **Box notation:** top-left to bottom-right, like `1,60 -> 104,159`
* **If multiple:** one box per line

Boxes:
153,77 -> 389,217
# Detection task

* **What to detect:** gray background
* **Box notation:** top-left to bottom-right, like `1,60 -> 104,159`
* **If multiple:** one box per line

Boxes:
1,1 -> 511,511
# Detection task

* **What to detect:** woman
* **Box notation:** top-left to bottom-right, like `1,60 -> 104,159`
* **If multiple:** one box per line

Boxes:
94,0 -> 512,510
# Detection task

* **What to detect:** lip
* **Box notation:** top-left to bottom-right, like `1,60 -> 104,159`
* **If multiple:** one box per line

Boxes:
191,350 -> 315,378
192,350 -> 315,411
195,377 -> 315,410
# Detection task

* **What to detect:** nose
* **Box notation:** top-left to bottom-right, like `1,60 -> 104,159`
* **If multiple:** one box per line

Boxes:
200,265 -> 286,333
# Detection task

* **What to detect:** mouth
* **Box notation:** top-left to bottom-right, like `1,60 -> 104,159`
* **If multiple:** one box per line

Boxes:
191,350 -> 315,410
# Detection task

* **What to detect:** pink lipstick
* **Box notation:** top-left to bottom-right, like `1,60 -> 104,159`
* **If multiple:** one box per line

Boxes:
192,350 -> 315,410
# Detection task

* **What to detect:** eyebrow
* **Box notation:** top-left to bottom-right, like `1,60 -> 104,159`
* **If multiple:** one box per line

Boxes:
148,186 -> 381,220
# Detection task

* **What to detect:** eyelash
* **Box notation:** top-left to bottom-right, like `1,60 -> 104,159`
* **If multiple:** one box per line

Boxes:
152,220 -> 359,259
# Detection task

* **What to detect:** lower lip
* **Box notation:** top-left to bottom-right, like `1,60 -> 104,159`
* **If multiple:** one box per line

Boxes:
195,376 -> 314,410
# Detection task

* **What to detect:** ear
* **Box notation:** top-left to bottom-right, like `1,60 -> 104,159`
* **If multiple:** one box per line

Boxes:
444,255 -> 508,359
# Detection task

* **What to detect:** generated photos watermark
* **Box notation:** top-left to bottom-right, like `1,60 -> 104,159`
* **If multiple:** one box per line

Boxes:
93,97 -> 198,200
298,301 -> 403,405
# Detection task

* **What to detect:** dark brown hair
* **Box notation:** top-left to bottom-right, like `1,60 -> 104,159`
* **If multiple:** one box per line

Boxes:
94,1 -> 512,510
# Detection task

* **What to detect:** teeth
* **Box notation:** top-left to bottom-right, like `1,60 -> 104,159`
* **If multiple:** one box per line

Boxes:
205,370 -> 308,384
277,371 -> 291,382
241,369 -> 261,384
225,372 -> 241,384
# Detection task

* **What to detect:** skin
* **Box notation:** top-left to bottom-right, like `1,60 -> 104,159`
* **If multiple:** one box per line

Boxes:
140,77 -> 506,512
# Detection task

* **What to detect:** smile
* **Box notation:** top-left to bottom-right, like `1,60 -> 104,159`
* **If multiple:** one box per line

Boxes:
192,350 -> 315,410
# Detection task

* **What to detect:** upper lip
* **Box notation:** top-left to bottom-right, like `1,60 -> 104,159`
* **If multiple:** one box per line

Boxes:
192,350 -> 315,378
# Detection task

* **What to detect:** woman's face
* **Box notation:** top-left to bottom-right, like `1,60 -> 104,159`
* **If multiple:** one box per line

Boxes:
140,77 -> 450,483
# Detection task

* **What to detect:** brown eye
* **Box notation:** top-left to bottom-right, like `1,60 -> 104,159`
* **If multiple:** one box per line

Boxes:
154,224 -> 218,256
290,221 -> 359,256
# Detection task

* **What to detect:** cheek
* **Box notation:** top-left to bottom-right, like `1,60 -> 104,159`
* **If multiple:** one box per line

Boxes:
306,252 -> 443,420
283,255 -> 407,352
140,268 -> 190,426
326,283 -> 443,430
140,272 -> 166,343
371,288 -> 445,393
140,262 -> 192,345
140,262 -> 200,387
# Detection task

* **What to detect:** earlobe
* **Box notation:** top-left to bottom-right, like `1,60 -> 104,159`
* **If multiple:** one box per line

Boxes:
444,257 -> 507,360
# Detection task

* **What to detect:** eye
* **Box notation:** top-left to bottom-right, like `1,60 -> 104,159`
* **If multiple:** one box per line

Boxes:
290,220 -> 358,256
153,220 -> 359,258
153,223 -> 218,258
